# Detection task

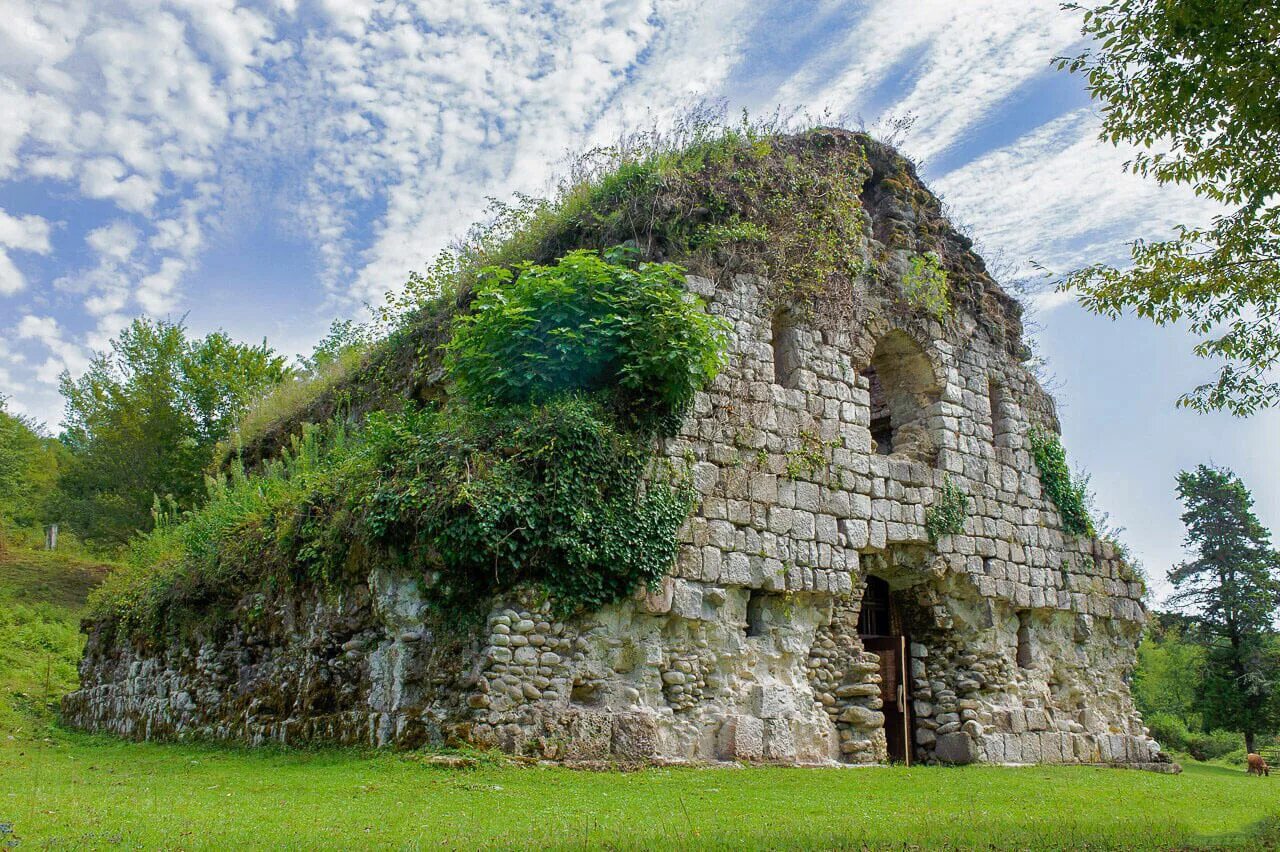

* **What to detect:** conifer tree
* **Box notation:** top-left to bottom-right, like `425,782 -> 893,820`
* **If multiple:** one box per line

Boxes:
1168,465 -> 1280,752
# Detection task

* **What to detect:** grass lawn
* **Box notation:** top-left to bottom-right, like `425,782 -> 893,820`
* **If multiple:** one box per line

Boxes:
4,735 -> 1279,850
2,544 -> 1279,850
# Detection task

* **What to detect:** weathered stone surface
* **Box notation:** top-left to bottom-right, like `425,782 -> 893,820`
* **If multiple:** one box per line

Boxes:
935,732 -> 979,765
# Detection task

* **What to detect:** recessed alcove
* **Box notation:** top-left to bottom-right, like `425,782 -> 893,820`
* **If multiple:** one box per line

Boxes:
859,331 -> 942,463
771,310 -> 802,389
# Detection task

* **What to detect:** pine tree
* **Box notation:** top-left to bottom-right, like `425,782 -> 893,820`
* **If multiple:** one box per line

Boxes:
1168,465 -> 1280,752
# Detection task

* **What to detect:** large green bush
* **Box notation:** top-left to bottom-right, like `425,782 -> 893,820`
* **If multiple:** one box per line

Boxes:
1143,712 -> 1244,762
361,397 -> 691,616
445,248 -> 728,429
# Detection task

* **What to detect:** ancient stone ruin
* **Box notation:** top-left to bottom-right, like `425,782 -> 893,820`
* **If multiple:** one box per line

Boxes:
65,129 -> 1171,770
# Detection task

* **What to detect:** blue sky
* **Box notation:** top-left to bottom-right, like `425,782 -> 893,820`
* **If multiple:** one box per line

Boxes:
1,0 -> 1276,600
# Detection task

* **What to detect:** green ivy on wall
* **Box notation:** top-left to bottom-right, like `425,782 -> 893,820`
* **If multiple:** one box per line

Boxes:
1027,426 -> 1095,537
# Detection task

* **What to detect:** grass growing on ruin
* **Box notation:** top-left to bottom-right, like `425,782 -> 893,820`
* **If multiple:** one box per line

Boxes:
4,734 -> 1280,850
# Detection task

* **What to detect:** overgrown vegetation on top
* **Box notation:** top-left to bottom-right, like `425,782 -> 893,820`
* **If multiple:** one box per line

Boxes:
91,248 -> 729,638
229,110 -> 955,460
445,247 -> 726,430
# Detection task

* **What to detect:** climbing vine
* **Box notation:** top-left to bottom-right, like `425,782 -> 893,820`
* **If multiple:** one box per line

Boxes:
1027,426 -> 1095,537
784,430 -> 833,479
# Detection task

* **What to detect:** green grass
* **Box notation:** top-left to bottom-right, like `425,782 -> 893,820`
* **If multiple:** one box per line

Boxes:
4,737 -> 1279,850
2,544 -> 1279,850
0,547 -> 110,734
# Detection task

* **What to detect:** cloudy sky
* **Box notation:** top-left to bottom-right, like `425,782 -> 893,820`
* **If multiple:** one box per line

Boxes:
1,0 -> 1275,598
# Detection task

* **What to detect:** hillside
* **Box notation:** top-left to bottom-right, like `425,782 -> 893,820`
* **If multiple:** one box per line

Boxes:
0,545 -> 109,732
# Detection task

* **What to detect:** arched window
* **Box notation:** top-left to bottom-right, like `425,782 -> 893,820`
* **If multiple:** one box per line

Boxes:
771,310 -> 802,389
859,331 -> 942,463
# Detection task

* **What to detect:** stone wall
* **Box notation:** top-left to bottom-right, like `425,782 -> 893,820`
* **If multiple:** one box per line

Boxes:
65,259 -> 1171,770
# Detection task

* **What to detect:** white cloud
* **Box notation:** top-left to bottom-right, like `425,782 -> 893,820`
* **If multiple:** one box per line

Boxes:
136,257 -> 186,314
774,1 -> 1080,164
84,312 -> 130,353
933,109 -> 1220,294
79,157 -> 159,213
0,251 -> 27,296
86,220 -> 139,262
0,208 -> 51,253
0,208 -> 52,294
16,314 -> 63,348
14,313 -> 88,384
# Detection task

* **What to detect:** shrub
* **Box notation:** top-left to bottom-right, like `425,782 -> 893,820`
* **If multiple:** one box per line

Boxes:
361,396 -> 691,617
1144,711 -> 1194,753
925,475 -> 968,543
1027,427 -> 1095,537
903,251 -> 950,318
89,423 -> 368,639
1189,729 -> 1245,762
1141,712 -> 1245,762
445,248 -> 729,429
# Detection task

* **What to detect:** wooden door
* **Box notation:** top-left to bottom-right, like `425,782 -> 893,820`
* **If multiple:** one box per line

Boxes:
863,635 -> 910,764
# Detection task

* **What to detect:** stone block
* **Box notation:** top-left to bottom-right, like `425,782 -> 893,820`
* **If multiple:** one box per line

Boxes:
752,684 -> 794,719
718,715 -> 765,761
670,580 -> 703,620
838,704 -> 884,730
763,718 -> 797,760
637,576 -> 673,614
935,732 -> 978,765
562,712 -> 613,760
611,713 -> 660,759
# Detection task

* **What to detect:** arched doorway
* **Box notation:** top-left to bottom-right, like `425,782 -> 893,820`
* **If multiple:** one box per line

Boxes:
857,575 -> 913,764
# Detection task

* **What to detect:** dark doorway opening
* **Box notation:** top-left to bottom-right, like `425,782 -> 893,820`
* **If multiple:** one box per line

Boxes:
857,575 -> 912,764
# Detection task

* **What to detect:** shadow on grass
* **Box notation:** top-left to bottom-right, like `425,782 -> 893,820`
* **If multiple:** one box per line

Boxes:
1186,814 -> 1280,850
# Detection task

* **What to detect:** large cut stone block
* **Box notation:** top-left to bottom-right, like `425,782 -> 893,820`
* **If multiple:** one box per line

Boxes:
935,731 -> 979,765
763,718 -> 797,760
611,713 -> 660,759
752,684 -> 794,719
717,715 -> 765,761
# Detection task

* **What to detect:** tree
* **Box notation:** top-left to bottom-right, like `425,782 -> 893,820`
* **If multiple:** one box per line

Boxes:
0,396 -> 69,533
1168,464 -> 1280,752
55,318 -> 292,544
1132,614 -> 1205,724
299,319 -> 372,373
1060,1 -> 1280,415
